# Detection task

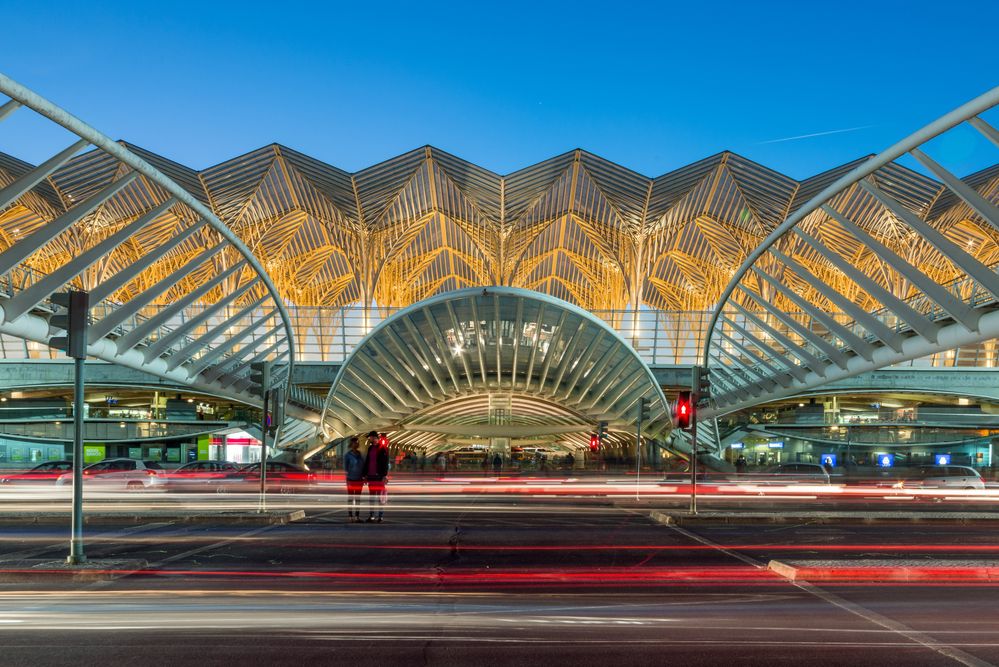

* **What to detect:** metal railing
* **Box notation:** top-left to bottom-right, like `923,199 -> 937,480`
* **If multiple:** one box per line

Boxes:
1,303 -> 995,371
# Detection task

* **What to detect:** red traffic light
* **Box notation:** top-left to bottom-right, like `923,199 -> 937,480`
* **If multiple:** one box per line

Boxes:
589,434 -> 600,451
378,434 -> 389,447
675,391 -> 692,430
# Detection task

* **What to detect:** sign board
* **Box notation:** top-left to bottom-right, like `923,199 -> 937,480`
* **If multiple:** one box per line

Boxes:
821,454 -> 837,468
83,445 -> 105,463
197,435 -> 210,461
877,453 -> 894,468
935,454 -> 951,466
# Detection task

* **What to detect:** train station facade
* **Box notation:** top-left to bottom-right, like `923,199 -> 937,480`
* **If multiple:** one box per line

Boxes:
1,76 -> 998,473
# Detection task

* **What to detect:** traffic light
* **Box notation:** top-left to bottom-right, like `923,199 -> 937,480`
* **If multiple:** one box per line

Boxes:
589,434 -> 600,452
250,361 -> 272,395
692,365 -> 711,407
49,290 -> 90,359
597,421 -> 608,446
378,433 -> 389,448
267,387 -> 284,436
674,391 -> 692,430
638,397 -> 651,423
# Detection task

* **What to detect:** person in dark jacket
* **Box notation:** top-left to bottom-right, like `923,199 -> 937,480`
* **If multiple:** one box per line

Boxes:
364,430 -> 389,523
343,437 -> 365,522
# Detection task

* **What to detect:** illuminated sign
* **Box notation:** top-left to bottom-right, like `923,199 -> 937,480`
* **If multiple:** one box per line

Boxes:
821,454 -> 837,468
878,453 -> 894,468
730,443 -> 744,449
768,441 -> 784,449
935,454 -> 951,466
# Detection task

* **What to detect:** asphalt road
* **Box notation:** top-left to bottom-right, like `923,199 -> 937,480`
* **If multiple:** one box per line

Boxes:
2,497 -> 999,666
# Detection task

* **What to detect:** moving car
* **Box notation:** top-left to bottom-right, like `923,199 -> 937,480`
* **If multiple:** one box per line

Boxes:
898,465 -> 985,490
763,463 -> 831,484
56,458 -> 166,491
0,460 -> 73,485
233,461 -> 316,493
164,460 -> 241,492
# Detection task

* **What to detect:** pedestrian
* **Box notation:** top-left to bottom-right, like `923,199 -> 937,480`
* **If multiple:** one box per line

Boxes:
565,452 -> 575,471
364,430 -> 389,523
735,455 -> 747,474
492,453 -> 502,474
343,437 -> 364,522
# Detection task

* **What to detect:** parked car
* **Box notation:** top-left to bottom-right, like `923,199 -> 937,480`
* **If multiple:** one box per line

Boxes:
0,460 -> 73,485
898,465 -> 985,490
55,458 -> 166,491
234,461 -> 316,493
763,463 -> 831,484
164,460 -> 241,492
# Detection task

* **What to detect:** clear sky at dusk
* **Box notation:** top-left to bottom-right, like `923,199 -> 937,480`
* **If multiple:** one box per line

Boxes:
2,0 -> 997,178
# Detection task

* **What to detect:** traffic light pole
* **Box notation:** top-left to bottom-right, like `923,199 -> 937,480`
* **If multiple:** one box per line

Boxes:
635,409 -> 642,501
689,365 -> 708,516
257,389 -> 269,513
68,355 -> 86,564
689,411 -> 698,515
52,290 -> 89,565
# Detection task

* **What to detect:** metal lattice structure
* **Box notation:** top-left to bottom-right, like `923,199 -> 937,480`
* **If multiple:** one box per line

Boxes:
702,86 -> 999,419
0,74 -> 298,409
7,100 -> 999,382
321,287 -> 670,451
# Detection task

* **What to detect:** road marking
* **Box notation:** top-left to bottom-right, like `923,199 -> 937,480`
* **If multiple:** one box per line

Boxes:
662,521 -> 996,667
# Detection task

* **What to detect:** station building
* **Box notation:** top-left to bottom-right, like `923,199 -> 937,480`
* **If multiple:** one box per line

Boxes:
1,141 -> 998,472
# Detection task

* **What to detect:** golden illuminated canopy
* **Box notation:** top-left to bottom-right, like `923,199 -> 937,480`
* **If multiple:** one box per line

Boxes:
2,143 -> 997,317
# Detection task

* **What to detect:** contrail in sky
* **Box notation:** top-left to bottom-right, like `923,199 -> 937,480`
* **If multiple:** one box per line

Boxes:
758,125 -> 875,144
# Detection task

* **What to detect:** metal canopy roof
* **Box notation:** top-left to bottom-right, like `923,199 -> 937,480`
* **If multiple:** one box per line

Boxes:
0,74 -> 299,412
702,86 -> 999,419
9,128 -> 997,324
321,287 -> 671,446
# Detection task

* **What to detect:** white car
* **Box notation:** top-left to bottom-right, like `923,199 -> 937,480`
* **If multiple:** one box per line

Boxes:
56,458 -> 166,490
899,465 -> 985,490
763,462 -> 831,484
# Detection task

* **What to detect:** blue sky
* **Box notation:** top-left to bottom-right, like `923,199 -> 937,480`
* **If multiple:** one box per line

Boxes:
2,0 -> 998,178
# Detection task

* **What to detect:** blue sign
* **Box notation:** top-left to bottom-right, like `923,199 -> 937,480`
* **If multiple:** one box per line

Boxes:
935,454 -> 951,466
878,453 -> 894,468
821,454 -> 837,468
768,441 -> 784,449
730,443 -> 744,449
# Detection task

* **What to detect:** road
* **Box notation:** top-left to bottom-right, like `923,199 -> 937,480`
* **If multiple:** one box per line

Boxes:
2,494 -> 999,666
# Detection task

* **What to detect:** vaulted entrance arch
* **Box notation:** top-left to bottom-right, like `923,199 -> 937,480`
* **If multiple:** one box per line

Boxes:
321,287 -> 670,453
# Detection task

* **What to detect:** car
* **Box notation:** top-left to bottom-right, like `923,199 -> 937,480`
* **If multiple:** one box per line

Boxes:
55,458 -> 166,491
763,463 -> 831,484
0,460 -> 73,485
164,460 -> 241,493
898,465 -> 985,490
234,461 -> 316,493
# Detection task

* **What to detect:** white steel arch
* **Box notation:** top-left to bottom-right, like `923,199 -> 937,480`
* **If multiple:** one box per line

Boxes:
0,73 -> 301,410
321,286 -> 671,444
702,86 -> 999,419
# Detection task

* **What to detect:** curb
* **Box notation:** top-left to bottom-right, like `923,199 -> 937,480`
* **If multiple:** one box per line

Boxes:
647,511 -> 999,526
0,558 -> 149,583
0,510 -> 305,526
767,559 -> 999,583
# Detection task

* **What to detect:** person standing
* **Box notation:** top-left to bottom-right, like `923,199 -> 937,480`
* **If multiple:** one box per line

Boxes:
735,454 -> 748,474
364,430 -> 389,523
343,437 -> 364,522
492,453 -> 502,475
